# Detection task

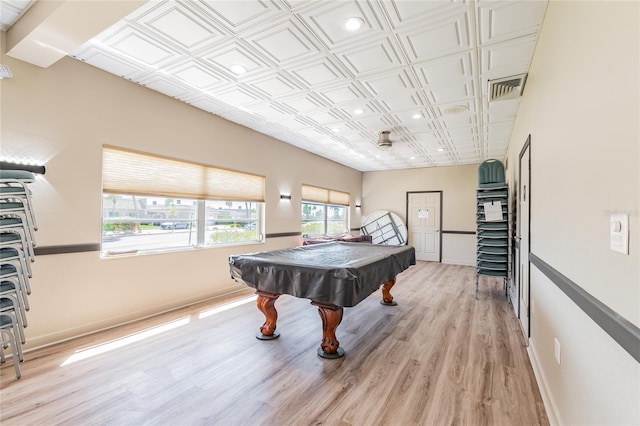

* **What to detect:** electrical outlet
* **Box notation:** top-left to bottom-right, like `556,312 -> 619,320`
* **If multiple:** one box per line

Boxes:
554,338 -> 561,365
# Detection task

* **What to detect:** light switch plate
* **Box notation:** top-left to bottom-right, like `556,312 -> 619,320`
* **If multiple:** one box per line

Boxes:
610,213 -> 629,254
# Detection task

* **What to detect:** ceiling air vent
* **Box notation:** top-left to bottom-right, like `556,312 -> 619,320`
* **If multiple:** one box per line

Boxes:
488,74 -> 527,102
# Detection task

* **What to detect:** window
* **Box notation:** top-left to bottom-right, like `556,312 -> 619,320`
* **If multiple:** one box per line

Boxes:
101,146 -> 265,256
301,184 -> 349,236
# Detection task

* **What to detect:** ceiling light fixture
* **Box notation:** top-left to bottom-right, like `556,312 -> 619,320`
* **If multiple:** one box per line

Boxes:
377,130 -> 392,148
331,127 -> 340,133
412,113 -> 422,119
229,64 -> 247,75
437,147 -> 445,152
344,17 -> 364,31
353,108 -> 364,115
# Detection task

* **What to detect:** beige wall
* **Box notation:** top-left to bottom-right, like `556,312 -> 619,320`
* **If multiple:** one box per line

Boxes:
1,35 -> 363,348
505,1 -> 639,424
362,164 -> 477,265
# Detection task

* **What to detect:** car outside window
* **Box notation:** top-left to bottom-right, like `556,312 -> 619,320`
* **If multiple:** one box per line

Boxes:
101,194 -> 262,256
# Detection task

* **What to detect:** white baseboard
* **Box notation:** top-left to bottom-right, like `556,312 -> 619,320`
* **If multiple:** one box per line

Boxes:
527,342 -> 561,426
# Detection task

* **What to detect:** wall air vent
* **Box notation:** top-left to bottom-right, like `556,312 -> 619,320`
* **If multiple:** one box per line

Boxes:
488,74 -> 527,102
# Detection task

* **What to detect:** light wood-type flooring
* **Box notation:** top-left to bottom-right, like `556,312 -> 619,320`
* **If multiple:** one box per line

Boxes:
0,261 -> 548,425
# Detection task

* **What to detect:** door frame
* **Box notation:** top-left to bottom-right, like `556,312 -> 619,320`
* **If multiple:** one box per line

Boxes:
517,135 -> 532,338
406,191 -> 443,262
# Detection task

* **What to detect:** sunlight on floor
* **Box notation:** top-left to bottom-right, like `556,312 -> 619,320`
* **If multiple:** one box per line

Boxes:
60,316 -> 191,367
59,295 -> 257,367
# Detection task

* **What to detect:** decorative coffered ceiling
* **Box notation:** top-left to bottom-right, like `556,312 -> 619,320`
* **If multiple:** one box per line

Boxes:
1,0 -> 548,172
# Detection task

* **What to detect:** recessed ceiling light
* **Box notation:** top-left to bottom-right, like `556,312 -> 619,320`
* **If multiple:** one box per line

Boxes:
353,108 -> 364,115
410,156 -> 416,160
230,64 -> 247,74
437,147 -> 445,152
412,113 -> 422,119
344,17 -> 364,31
443,104 -> 469,115
331,128 -> 340,133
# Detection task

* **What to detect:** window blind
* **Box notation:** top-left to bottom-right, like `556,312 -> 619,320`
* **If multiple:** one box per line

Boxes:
103,146 -> 265,202
302,184 -> 350,206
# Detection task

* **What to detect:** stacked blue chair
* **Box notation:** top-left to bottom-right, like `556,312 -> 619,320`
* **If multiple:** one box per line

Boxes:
0,169 -> 38,379
476,160 -> 509,298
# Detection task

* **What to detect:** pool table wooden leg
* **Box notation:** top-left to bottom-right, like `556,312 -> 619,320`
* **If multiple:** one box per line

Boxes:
380,278 -> 398,306
311,301 -> 345,359
255,291 -> 281,340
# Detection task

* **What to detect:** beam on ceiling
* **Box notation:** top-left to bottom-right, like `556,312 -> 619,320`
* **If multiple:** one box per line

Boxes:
5,0 -> 146,68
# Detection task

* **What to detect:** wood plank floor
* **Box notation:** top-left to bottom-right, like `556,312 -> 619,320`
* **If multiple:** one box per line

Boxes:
0,262 -> 548,425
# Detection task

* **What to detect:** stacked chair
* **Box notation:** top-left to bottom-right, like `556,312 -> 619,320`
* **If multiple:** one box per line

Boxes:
0,169 -> 38,379
476,160 -> 509,298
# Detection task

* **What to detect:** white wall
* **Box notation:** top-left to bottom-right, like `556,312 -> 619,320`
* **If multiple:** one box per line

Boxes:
505,1 -> 639,424
362,164 -> 477,265
1,35 -> 363,348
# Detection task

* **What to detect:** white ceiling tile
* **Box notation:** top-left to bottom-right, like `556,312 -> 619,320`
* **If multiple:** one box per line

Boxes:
484,97 -> 520,122
376,91 -> 424,112
247,71 -> 305,98
22,0 -> 547,171
413,50 -> 475,86
477,1 -> 548,45
424,80 -> 475,105
334,37 -> 404,76
247,20 -> 322,65
318,83 -> 367,105
485,121 -> 513,139
171,62 -> 225,89
200,0 -> 285,30
187,94 -> 235,114
107,26 -> 176,66
142,4 -> 221,49
73,47 -> 141,78
297,1 -> 384,48
215,86 -> 266,107
296,128 -> 331,139
395,11 -> 471,62
354,114 -> 398,132
289,58 -> 348,88
480,35 -> 537,75
250,103 -> 296,122
137,76 -> 192,99
378,0 -> 464,29
439,108 -> 477,129
203,41 -> 270,74
305,110 -> 345,126
446,126 -> 477,143
360,68 -> 416,95
278,93 -> 329,113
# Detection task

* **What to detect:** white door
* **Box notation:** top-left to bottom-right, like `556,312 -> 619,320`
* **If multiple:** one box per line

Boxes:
408,192 -> 441,262
518,144 -> 531,339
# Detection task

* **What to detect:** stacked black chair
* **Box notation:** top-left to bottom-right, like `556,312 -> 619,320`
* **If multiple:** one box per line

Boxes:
476,160 -> 509,298
0,169 -> 38,379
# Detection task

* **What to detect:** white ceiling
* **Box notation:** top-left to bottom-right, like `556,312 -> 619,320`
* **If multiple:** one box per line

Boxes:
2,0 -> 547,172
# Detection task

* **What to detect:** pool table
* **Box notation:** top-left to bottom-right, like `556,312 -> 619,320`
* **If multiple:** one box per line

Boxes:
229,242 -> 416,358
